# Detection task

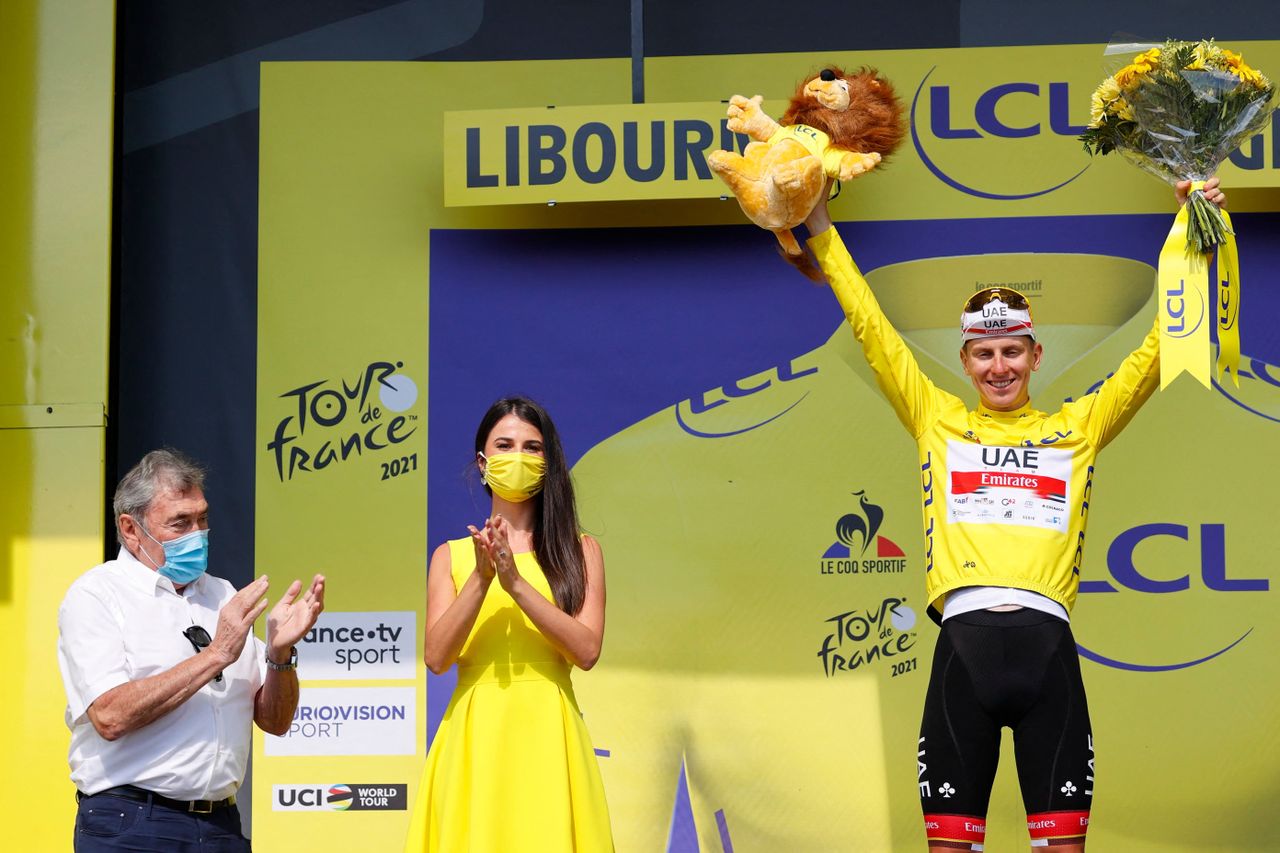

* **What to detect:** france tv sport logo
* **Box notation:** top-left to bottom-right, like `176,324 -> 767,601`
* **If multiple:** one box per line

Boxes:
298,612 -> 415,680
909,66 -> 1091,199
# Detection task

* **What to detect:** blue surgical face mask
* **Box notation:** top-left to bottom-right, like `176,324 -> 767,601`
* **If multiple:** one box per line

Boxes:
140,526 -> 210,586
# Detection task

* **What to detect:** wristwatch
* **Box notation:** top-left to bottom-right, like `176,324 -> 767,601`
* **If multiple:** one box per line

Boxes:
266,646 -> 298,671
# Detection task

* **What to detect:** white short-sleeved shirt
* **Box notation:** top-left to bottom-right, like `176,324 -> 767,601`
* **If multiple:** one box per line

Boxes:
57,547 -> 267,800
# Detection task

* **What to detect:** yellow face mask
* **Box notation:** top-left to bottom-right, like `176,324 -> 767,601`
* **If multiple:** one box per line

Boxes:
480,452 -> 547,502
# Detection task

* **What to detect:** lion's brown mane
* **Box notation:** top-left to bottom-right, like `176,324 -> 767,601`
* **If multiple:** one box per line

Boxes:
781,66 -> 905,159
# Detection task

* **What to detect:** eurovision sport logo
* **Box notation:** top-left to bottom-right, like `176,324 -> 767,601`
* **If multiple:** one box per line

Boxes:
273,783 -> 407,811
265,360 -> 420,482
817,596 -> 919,678
264,686 -> 416,757
818,490 -> 907,576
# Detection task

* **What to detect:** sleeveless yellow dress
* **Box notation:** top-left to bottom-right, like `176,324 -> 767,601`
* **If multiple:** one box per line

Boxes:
404,538 -> 614,852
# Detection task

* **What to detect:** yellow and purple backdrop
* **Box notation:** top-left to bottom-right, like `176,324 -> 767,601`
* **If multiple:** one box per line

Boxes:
6,31 -> 1279,853
250,43 -> 1280,852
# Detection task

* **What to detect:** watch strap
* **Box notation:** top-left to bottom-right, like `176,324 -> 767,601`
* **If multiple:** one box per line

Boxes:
266,646 -> 298,671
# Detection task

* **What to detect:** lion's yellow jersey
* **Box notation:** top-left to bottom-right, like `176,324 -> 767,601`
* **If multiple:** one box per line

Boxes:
767,124 -> 850,178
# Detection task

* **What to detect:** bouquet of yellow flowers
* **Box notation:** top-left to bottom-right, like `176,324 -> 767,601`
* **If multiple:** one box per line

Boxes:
1080,39 -> 1275,253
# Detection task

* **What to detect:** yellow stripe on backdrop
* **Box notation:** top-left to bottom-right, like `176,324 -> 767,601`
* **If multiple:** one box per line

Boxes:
256,45 -> 1279,852
0,0 -> 113,850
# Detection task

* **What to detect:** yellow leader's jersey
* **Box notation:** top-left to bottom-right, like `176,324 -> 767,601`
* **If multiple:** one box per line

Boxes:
811,227 -> 1159,618
766,124 -> 850,178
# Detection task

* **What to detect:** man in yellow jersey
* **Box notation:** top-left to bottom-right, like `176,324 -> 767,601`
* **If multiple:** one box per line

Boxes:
569,181 -> 1270,851
802,178 -> 1224,853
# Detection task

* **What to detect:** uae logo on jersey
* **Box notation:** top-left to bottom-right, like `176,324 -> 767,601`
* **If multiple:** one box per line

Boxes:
819,490 -> 908,576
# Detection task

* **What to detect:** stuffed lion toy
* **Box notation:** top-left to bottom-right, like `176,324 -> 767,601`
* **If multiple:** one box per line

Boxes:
708,66 -> 904,281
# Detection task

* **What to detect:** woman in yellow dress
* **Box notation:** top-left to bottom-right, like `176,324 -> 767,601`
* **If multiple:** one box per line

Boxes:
405,396 -> 613,852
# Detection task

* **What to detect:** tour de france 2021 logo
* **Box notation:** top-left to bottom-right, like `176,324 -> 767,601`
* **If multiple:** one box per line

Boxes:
818,490 -> 908,577
818,596 -> 919,678
266,360 -> 420,483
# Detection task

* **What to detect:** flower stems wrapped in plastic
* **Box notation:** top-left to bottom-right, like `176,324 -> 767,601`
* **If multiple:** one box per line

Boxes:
1080,40 -> 1275,388
1080,39 -> 1274,253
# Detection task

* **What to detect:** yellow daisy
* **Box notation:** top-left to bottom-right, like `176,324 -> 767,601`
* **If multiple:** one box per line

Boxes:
1220,48 -> 1266,87
1088,91 -> 1105,127
1097,76 -> 1122,103
1115,50 -> 1160,88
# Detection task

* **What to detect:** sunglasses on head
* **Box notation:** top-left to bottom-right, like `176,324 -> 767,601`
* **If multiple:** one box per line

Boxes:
964,287 -> 1032,314
183,625 -> 223,683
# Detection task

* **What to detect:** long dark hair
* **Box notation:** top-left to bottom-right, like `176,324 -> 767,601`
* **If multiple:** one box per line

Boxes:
474,396 -> 586,615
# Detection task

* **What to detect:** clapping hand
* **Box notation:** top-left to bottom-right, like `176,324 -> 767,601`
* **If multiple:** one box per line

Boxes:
466,524 -> 496,582
482,515 -> 522,594
212,576 -> 272,665
267,574 -> 326,662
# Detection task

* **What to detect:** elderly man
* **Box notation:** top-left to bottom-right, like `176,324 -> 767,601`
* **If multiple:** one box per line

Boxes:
57,449 -> 325,851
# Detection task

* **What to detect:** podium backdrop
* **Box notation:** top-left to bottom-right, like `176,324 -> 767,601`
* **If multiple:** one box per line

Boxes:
252,47 -> 1279,851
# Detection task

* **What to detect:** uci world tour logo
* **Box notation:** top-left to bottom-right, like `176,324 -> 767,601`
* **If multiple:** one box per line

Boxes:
328,784 -> 354,811
819,490 -> 907,576
266,360 -> 419,482
909,66 -> 1091,199
273,783 -> 407,811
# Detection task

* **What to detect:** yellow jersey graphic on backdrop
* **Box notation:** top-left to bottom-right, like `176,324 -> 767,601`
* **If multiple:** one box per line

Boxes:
571,244 -> 1275,852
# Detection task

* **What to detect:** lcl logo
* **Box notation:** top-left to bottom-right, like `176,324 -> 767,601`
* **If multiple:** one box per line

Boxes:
1162,279 -> 1205,339
1077,523 -> 1267,672
1082,523 -> 1267,594
909,68 -> 1091,199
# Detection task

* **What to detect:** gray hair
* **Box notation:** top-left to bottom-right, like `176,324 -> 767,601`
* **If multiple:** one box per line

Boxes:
113,449 -> 207,544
